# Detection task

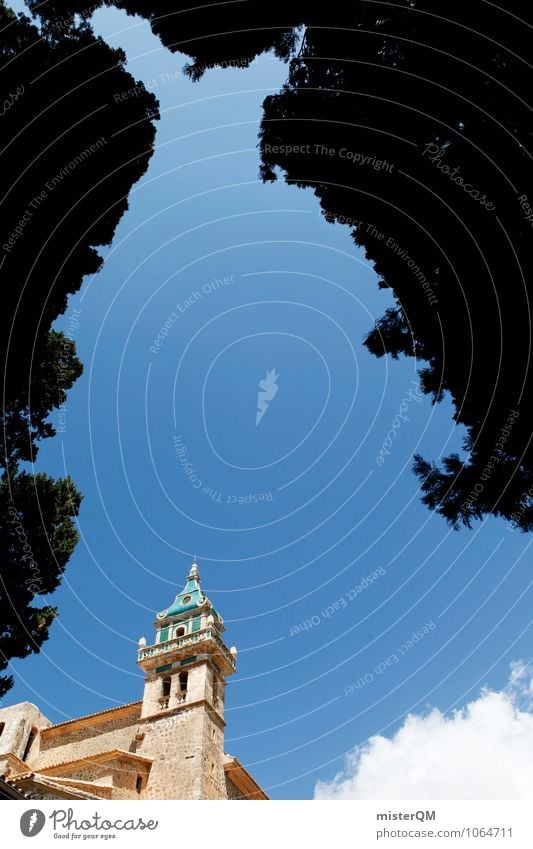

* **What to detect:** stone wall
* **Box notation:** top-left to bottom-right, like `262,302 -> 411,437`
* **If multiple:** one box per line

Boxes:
0,619 -> 266,800
1,696 -> 232,799
225,775 -> 246,799
64,760 -> 142,799
18,786 -> 70,801
138,702 -> 227,799
197,708 -> 227,799
0,702 -> 51,764
140,660 -> 223,720
33,706 -> 141,771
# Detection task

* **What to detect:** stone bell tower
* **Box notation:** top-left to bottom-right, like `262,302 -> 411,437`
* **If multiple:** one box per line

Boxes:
135,561 -> 238,799
0,560 -> 266,800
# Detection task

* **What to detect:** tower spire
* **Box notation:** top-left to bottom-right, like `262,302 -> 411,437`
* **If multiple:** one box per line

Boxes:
134,560 -> 246,798
188,559 -> 200,581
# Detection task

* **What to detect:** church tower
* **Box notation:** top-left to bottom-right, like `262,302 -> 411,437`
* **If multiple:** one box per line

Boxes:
0,561 -> 267,800
135,561 -> 239,799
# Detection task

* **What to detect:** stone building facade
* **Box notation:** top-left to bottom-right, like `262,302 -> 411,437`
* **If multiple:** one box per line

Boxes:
0,563 -> 267,800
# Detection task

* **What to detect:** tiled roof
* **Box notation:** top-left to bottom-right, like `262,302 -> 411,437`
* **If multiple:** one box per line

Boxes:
224,754 -> 269,800
42,701 -> 142,733
11,773 -> 99,800
39,748 -> 153,774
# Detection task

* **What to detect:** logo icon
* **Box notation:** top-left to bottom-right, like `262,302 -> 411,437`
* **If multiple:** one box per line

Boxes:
20,809 -> 46,837
256,369 -> 279,426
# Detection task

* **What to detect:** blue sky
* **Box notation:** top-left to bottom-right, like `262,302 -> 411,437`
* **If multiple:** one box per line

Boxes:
6,5 -> 533,799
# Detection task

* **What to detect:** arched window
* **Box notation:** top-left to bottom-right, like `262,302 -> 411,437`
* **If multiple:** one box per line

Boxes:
159,676 -> 171,710
176,625 -> 186,638
22,727 -> 37,761
213,679 -> 224,705
178,671 -> 188,693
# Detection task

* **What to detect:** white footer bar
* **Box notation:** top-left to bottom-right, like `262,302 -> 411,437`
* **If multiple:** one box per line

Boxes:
4,800 -> 532,848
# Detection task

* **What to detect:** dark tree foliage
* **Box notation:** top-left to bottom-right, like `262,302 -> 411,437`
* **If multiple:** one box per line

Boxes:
0,2 -> 159,692
256,3 -> 533,531
21,1 -> 533,536
0,471 -> 82,696
1,2 -> 158,414
27,0 -> 308,78
2,331 -> 82,468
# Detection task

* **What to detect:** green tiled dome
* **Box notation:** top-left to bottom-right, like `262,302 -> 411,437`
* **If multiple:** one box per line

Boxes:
156,563 -> 206,620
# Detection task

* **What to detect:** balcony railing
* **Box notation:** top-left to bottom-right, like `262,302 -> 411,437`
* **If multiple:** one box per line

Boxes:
138,627 -> 236,672
158,691 -> 187,710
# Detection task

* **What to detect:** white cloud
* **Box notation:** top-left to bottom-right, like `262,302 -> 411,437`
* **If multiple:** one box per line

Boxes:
315,663 -> 533,799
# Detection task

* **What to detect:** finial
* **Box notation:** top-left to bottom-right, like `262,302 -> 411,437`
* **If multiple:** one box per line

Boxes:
188,559 -> 200,581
